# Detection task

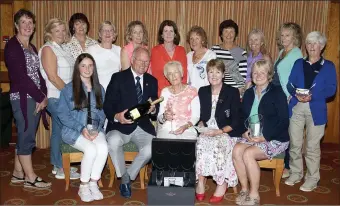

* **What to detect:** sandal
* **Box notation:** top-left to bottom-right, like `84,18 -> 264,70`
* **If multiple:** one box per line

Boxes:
11,175 -> 25,183
236,190 -> 249,205
24,177 -> 51,189
242,195 -> 260,206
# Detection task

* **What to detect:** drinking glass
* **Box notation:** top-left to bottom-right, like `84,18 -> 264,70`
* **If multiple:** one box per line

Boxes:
183,172 -> 191,187
87,112 -> 102,136
244,114 -> 263,138
155,170 -> 164,186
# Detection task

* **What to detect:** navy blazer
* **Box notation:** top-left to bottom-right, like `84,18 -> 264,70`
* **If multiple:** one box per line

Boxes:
103,68 -> 158,135
198,84 -> 244,137
242,83 -> 289,142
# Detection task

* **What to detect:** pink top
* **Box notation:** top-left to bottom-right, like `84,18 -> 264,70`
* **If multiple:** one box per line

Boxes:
165,86 -> 198,126
124,42 -> 152,74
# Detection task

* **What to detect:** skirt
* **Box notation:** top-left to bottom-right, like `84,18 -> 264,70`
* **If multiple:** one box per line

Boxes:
237,138 -> 289,159
195,134 -> 238,186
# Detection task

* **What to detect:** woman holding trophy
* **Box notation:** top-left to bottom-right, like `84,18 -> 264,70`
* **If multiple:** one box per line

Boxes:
232,59 -> 289,205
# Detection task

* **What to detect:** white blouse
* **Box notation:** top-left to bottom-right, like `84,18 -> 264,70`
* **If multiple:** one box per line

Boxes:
87,44 -> 122,91
187,49 -> 216,90
39,41 -> 74,98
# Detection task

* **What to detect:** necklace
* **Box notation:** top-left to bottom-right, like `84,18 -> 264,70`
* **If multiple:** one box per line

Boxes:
193,50 -> 205,63
170,84 -> 185,94
16,36 -> 31,50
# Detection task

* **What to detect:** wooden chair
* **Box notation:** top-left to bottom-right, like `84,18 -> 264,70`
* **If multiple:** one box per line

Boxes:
107,141 -> 148,189
61,143 -> 103,191
258,152 -> 285,196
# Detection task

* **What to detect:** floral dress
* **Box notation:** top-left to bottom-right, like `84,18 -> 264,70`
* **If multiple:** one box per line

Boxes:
195,95 -> 238,186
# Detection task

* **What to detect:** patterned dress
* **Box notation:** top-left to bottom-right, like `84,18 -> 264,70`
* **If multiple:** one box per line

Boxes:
195,95 -> 238,186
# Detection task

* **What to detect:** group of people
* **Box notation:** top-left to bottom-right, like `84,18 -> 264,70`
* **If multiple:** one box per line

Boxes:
4,8 -> 337,205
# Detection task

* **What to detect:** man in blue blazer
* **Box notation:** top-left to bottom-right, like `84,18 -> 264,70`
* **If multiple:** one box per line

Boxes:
104,47 -> 158,198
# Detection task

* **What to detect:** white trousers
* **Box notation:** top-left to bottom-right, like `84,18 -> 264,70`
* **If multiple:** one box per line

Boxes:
72,132 -> 108,182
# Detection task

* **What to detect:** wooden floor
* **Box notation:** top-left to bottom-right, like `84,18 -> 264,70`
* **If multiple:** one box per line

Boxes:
0,143 -> 339,205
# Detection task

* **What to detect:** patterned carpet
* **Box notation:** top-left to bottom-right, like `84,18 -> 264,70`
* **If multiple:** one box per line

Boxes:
0,143 -> 339,205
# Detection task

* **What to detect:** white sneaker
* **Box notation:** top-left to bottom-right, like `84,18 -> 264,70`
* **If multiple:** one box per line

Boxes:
52,166 -> 78,175
282,169 -> 290,178
299,180 -> 318,192
78,184 -> 94,202
55,169 -> 80,180
285,174 -> 302,186
89,181 -> 104,200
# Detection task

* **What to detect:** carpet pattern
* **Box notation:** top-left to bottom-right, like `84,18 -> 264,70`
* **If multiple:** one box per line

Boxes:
0,143 -> 339,205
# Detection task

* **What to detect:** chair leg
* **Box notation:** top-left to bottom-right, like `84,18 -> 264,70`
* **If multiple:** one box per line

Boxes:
274,160 -> 284,197
108,156 -> 116,188
62,153 -> 71,191
233,186 -> 238,194
98,179 -> 103,188
140,166 -> 147,189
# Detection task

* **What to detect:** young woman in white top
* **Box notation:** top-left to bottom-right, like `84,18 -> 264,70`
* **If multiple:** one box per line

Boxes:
88,21 -> 121,91
39,18 -> 79,179
186,26 -> 216,90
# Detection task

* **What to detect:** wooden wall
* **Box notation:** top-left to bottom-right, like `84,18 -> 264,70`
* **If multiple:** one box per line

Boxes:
1,1 -> 339,147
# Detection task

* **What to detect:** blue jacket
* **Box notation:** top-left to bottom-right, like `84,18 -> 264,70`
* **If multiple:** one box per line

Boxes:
287,58 -> 337,125
242,83 -> 289,142
57,82 -> 106,145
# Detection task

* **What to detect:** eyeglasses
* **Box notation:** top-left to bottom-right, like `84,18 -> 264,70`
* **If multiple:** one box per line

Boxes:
102,29 -> 114,33
134,59 -> 150,66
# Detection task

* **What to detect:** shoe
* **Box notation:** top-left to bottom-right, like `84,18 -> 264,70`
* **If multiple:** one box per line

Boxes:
236,190 -> 249,205
78,184 -> 94,202
119,183 -> 131,198
52,166 -> 78,175
285,174 -> 302,186
89,181 -> 103,200
209,194 -> 224,203
11,175 -> 25,183
55,169 -> 80,180
299,180 -> 318,192
195,193 -> 205,201
209,188 -> 227,204
282,168 -> 290,178
24,177 -> 52,189
242,195 -> 260,205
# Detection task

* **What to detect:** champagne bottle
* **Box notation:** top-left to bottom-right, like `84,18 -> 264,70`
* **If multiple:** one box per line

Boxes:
124,97 -> 164,121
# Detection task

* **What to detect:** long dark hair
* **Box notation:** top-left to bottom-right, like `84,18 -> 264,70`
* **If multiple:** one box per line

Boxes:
72,53 -> 103,110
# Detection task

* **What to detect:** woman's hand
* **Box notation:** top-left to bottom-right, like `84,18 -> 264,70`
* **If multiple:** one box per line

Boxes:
296,94 -> 312,103
170,125 -> 188,135
242,130 -> 252,141
250,136 -> 266,143
35,97 -> 48,114
163,107 -> 174,121
197,121 -> 205,128
202,129 -> 223,137
82,128 -> 93,141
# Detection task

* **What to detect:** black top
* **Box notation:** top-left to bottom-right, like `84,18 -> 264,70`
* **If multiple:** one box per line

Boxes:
272,57 -> 283,86
242,83 -> 289,142
303,57 -> 323,89
198,84 -> 244,137
103,68 -> 159,136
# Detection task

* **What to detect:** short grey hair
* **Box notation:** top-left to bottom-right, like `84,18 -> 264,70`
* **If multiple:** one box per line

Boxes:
163,61 -> 183,79
305,31 -> 327,48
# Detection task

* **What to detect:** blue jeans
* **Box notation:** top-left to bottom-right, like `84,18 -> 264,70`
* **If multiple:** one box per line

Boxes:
47,98 -> 62,168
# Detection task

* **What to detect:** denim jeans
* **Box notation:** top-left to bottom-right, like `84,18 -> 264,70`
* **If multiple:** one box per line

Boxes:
47,98 -> 62,168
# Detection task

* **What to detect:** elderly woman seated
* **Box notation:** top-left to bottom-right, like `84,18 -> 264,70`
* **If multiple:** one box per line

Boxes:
232,59 -> 289,205
195,59 -> 244,203
157,61 -> 200,139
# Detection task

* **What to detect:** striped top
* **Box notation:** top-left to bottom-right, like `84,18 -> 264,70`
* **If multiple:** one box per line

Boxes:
211,45 -> 247,88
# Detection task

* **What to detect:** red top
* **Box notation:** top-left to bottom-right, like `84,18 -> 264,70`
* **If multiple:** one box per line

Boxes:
150,44 -> 187,96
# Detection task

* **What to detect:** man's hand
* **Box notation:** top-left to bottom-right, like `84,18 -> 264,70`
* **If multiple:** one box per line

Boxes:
115,109 -> 134,124
147,98 -> 156,114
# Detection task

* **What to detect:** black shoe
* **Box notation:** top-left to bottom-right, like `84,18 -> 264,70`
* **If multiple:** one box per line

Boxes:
119,183 -> 131,198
